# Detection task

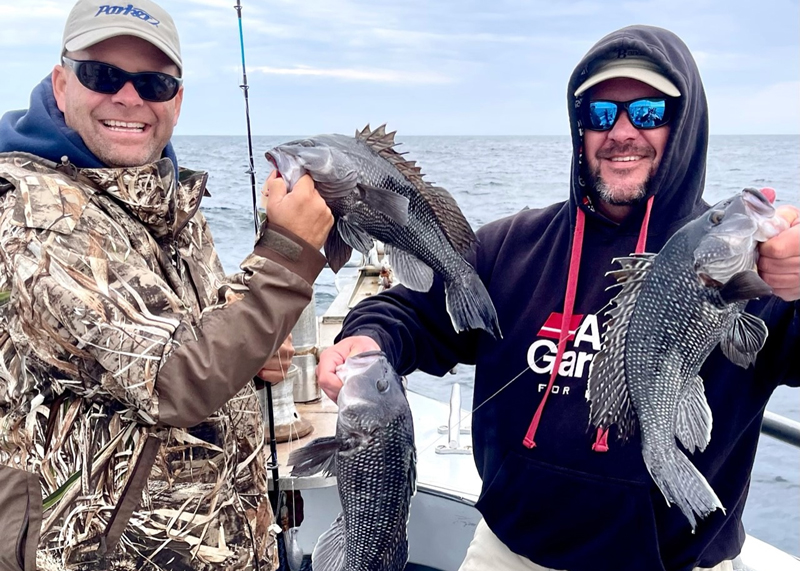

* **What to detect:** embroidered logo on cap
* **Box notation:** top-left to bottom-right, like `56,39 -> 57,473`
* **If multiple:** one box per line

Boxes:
95,4 -> 160,26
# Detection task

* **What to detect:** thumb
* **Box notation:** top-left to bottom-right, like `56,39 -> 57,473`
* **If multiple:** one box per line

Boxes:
776,205 -> 800,227
266,170 -> 288,208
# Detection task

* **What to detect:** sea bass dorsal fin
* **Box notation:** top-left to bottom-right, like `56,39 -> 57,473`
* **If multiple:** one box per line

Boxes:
718,270 -> 773,304
288,436 -> 339,477
387,244 -> 434,292
356,182 -> 409,225
312,513 -> 346,571
355,124 -> 478,256
674,375 -> 712,454
587,254 -> 656,440
720,311 -> 769,368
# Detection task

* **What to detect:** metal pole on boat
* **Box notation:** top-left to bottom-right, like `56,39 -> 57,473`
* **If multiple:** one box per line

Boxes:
233,0 -> 282,515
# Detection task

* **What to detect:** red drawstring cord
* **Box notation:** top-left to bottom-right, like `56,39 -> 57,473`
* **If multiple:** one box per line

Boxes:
592,195 -> 654,453
635,195 -> 654,254
523,196 -> 655,452
523,207 -> 586,448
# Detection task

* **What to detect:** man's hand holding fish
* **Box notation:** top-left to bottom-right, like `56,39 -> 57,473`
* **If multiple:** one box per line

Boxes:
758,204 -> 800,301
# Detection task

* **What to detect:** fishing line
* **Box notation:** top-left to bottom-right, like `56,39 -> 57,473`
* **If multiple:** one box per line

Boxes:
232,2 -> 274,569
416,297 -> 617,456
416,365 -> 531,456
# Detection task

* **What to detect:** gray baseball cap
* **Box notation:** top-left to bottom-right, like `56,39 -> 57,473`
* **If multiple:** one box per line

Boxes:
62,0 -> 182,74
574,57 -> 680,98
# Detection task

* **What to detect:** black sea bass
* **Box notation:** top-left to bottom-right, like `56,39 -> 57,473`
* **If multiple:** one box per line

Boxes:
288,351 -> 415,571
266,125 -> 501,338
588,188 -> 788,528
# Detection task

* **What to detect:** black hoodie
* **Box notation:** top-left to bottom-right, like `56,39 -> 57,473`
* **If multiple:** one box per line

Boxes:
338,25 -> 800,571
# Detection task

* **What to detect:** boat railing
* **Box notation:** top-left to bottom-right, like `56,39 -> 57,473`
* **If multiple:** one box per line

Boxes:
761,410 -> 800,448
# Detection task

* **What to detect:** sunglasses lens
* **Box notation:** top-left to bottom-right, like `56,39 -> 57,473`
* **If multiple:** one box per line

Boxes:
628,98 -> 668,128
76,61 -> 125,94
133,74 -> 180,102
587,101 -> 619,131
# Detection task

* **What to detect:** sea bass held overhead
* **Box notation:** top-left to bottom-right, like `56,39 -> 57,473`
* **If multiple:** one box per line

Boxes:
266,125 -> 502,339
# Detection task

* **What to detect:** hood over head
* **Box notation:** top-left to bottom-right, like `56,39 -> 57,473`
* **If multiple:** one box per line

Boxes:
567,25 -> 708,235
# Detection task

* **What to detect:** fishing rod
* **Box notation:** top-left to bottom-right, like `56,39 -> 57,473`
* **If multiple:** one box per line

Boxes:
233,0 -> 282,518
234,0 -> 260,235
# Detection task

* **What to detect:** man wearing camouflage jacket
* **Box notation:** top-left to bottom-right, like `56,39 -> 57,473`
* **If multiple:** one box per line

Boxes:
0,1 -> 333,570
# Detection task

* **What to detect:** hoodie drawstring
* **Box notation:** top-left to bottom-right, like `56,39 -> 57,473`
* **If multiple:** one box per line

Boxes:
523,207 -> 586,449
523,196 -> 655,452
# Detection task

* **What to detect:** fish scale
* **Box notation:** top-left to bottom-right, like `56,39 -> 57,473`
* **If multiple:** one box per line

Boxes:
588,188 -> 781,529
338,414 -> 414,569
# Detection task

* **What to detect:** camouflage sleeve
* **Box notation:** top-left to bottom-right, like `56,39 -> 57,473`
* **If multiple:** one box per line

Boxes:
156,222 -> 326,427
0,171 -> 325,427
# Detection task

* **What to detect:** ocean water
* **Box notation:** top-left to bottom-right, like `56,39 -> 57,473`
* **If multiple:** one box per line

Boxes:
173,134 -> 800,557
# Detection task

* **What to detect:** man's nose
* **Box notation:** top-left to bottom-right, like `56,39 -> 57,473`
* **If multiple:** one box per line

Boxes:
110,81 -> 144,106
607,111 -> 639,141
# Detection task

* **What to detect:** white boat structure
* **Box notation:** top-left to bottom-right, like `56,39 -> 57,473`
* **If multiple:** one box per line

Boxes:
264,256 -> 800,571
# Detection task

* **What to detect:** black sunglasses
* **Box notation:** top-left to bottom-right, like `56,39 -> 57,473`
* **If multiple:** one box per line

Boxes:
61,57 -> 182,103
583,97 -> 674,131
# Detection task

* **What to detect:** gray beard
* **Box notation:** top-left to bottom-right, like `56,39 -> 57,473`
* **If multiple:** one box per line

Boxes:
589,166 -> 651,206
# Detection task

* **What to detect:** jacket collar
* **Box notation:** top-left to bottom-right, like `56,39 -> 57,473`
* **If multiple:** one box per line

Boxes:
80,158 -> 208,239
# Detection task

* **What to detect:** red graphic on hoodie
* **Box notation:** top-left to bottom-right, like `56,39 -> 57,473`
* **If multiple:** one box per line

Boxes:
537,312 -> 584,341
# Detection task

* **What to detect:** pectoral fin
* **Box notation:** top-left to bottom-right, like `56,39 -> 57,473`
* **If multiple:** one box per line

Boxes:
674,375 -> 712,454
720,311 -> 769,368
719,271 -> 772,304
288,436 -> 338,478
357,183 -> 410,226
338,217 -> 374,255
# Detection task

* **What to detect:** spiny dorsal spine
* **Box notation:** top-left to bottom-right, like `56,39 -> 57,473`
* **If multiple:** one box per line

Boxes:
355,124 -> 478,256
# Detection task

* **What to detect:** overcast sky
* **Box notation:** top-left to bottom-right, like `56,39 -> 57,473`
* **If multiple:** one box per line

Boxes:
1,0 -> 798,136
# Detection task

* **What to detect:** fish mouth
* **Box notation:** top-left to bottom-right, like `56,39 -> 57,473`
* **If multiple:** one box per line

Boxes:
742,188 -> 774,217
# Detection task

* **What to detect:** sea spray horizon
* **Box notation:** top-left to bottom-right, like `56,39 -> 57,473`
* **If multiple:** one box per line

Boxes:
173,133 -> 799,557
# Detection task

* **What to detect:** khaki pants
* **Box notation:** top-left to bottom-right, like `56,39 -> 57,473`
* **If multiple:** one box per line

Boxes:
458,519 -> 734,571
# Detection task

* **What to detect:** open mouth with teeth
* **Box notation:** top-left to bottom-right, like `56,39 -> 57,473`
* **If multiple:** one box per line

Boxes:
102,120 -> 147,133
609,156 -> 643,162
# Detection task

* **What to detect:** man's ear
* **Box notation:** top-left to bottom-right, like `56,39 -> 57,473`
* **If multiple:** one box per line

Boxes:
52,65 -> 67,112
172,85 -> 184,126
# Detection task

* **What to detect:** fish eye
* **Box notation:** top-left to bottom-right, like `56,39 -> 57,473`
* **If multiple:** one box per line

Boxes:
299,139 -> 315,147
709,210 -> 725,225
376,378 -> 389,393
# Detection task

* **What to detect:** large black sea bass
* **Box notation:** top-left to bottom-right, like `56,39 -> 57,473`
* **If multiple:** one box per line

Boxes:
587,188 -> 787,528
288,351 -> 415,571
266,125 -> 501,338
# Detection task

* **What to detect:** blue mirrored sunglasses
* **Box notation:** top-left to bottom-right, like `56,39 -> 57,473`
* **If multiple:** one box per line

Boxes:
583,97 -> 674,131
62,57 -> 182,103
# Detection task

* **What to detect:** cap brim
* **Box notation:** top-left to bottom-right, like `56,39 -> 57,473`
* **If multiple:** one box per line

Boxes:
574,66 -> 680,97
64,27 -> 182,73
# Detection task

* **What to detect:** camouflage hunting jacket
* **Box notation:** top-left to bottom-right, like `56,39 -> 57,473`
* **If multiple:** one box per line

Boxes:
0,152 -> 326,571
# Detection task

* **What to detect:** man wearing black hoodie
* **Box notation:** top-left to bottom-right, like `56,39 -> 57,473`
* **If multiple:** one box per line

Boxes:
317,25 -> 800,571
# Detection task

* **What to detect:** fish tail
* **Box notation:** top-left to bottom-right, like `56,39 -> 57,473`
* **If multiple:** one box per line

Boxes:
645,446 -> 724,529
445,271 -> 502,339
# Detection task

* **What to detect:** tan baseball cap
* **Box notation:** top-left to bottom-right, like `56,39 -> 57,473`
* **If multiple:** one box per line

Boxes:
574,57 -> 680,98
62,0 -> 182,74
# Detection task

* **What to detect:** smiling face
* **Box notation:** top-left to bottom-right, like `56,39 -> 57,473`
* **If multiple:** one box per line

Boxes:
583,78 -> 671,221
52,35 -> 183,168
